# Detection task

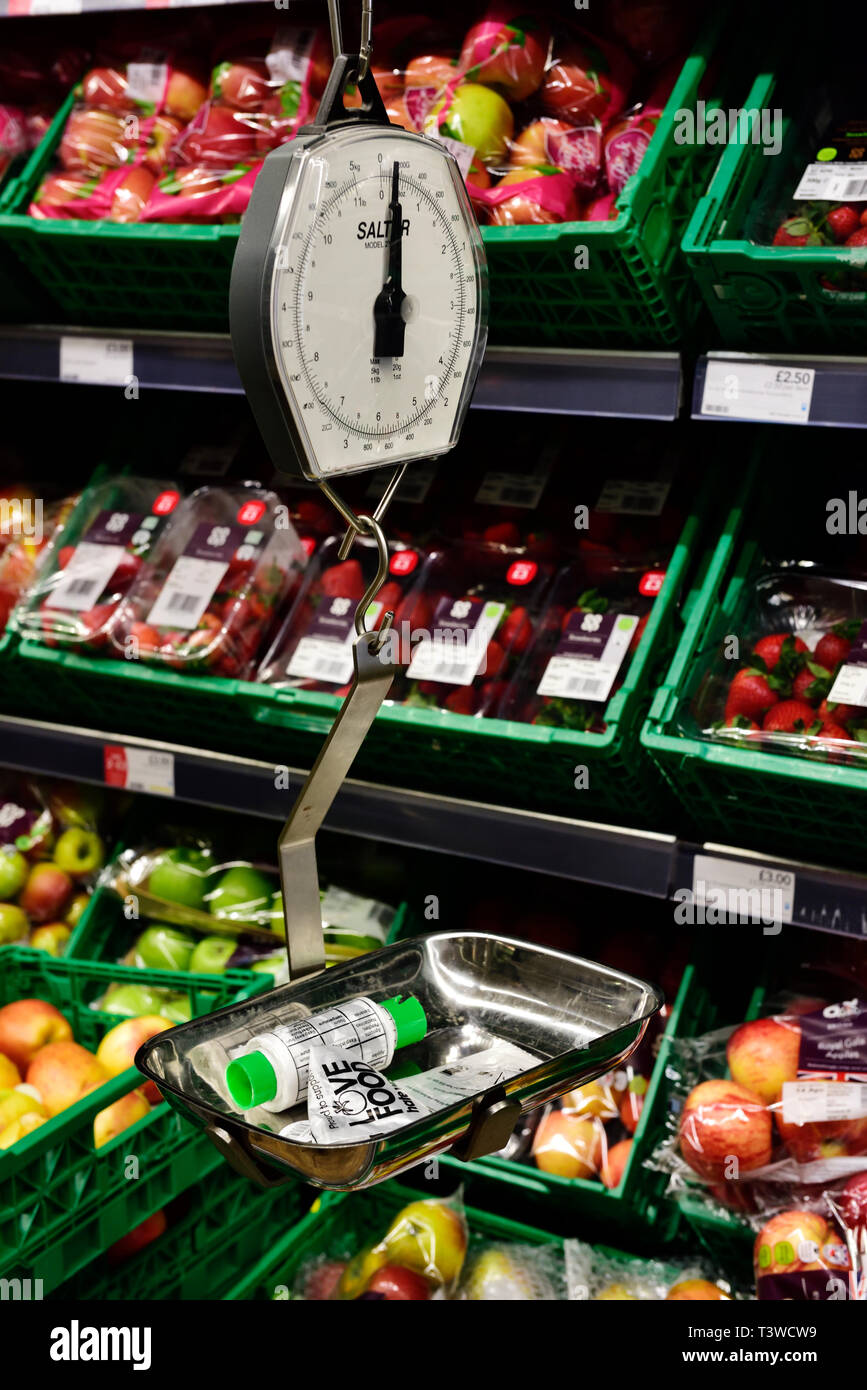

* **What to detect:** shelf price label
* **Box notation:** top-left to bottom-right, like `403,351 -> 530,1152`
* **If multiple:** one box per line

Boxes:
700,359 -> 815,424
60,337 -> 133,387
104,745 -> 175,797
692,854 -> 796,929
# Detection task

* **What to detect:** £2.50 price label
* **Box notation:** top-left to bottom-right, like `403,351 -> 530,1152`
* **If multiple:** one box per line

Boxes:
700,359 -> 815,424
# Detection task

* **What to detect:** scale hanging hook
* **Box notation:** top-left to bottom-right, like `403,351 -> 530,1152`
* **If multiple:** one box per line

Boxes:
326,0 -> 373,79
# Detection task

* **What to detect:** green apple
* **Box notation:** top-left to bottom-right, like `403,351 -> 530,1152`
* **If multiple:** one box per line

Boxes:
160,993 -> 192,1024
102,982 -> 165,1018
269,891 -> 286,936
189,936 -> 236,975
437,82 -> 514,165
65,892 -> 90,930
0,903 -> 29,943
53,827 -> 105,879
205,866 -> 276,922
251,953 -> 288,982
0,848 -> 28,900
133,924 -> 196,972
147,847 -> 210,910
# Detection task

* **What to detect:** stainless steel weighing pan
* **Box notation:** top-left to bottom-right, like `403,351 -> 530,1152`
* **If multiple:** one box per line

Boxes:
136,931 -> 662,1191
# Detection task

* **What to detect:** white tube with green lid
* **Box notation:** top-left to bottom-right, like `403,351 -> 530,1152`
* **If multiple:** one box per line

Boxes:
224,994 -> 427,1113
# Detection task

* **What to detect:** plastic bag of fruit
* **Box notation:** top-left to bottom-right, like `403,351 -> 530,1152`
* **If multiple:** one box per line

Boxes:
458,1241 -> 566,1300
683,570 -> 867,768
498,562 -> 657,732
257,533 -> 444,696
0,485 -> 79,634
295,1193 -> 469,1300
140,160 -> 262,223
394,540 -> 553,718
753,1202 -> 855,1301
15,475 -> 183,651
109,482 -> 305,678
0,774 -> 105,955
565,1238 -> 735,1301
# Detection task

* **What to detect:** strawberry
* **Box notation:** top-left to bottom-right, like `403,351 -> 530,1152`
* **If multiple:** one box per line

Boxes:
483,638 -> 506,679
814,622 -> 860,670
57,545 -> 76,570
818,696 -> 859,726
724,668 -> 778,721
394,593 -> 433,632
845,228 -> 867,247
762,699 -> 818,733
373,580 -> 403,624
482,521 -> 521,547
792,661 -> 831,704
723,714 -> 759,731
862,209 -> 867,227
819,721 -> 850,741
319,559 -> 364,600
827,204 -> 861,242
445,686 -> 477,716
752,633 -> 808,671
772,216 -> 824,246
500,605 -> 532,654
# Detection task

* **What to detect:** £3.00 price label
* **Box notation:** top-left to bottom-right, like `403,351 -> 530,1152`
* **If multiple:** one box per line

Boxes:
700,359 -> 815,424
104,746 -> 175,797
692,854 -> 795,925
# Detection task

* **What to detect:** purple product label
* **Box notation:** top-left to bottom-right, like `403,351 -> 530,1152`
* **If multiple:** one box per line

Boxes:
184,522 -> 262,565
758,1271 -> 850,1301
797,999 -> 867,1075
304,597 -> 356,642
556,609 -> 617,659
83,510 -> 145,548
431,595 -> 485,633
846,620 -> 867,667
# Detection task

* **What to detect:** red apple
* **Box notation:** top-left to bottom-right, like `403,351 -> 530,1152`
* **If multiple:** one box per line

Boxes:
303,1259 -> 347,1301
0,998 -> 72,1070
360,1265 -> 431,1300
679,1079 -> 772,1182
726,1016 -> 801,1105
619,1085 -> 645,1135
93,1088 -> 150,1148
32,171 -> 93,212
460,11 -> 550,101
20,862 -> 73,923
835,1171 -> 867,1232
96,1016 -> 169,1105
143,114 -> 183,174
343,67 -> 404,110
532,1110 -> 602,1179
110,165 -> 155,223
59,108 -> 131,174
489,168 -> 579,226
164,67 -> 208,124
777,1111 -> 867,1163
81,66 -> 135,113
541,36 -> 631,124
601,1137 -> 632,1189
754,1209 -> 830,1277
27,1040 -> 108,1116
178,103 -> 260,167
211,60 -> 271,112
107,1209 -> 167,1264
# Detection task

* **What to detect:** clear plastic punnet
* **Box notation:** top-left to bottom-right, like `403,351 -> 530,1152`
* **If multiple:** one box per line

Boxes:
15,474 -> 183,651
257,533 -> 444,696
678,570 -> 867,768
110,482 -> 306,678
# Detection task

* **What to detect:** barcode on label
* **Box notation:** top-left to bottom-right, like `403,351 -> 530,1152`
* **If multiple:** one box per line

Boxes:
843,178 -> 867,199
308,657 -> 348,681
620,493 -> 656,512
562,677 -> 606,699
65,577 -> 102,600
166,592 -> 202,614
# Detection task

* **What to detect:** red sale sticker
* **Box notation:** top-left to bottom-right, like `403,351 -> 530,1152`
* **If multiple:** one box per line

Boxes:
389,549 -> 419,576
152,490 -> 180,516
238,499 -> 267,526
104,744 -> 175,795
639,570 -> 666,597
507,560 -> 538,586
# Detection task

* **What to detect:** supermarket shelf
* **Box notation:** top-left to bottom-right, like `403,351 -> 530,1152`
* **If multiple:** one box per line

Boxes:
693,351 -> 867,429
1,0 -> 261,14
2,713 -> 867,936
0,327 -> 684,420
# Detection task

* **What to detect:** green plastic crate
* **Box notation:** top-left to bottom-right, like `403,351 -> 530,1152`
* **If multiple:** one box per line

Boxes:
683,69 -> 867,349
4,475 -> 708,822
0,947 -> 269,1292
53,1158 -> 312,1301
0,16 -> 725,345
642,465 -> 867,868
437,958 -> 715,1238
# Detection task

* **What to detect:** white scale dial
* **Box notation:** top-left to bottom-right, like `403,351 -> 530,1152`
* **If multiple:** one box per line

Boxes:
268,125 -> 484,477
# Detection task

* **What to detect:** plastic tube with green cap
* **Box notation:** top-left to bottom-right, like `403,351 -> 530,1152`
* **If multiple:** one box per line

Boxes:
225,993 -> 427,1114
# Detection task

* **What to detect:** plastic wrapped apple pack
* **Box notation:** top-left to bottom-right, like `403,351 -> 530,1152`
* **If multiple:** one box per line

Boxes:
395,541 -> 554,719
0,37 -> 86,188
565,1239 -> 735,1302
110,483 -> 305,678
0,773 -> 105,956
649,993 -> 867,1235
752,1205 -> 855,1302
499,560 -> 658,733
15,474 -> 183,651
0,484 -> 79,635
257,533 -> 443,696
680,570 -> 867,768
30,49 -> 211,223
